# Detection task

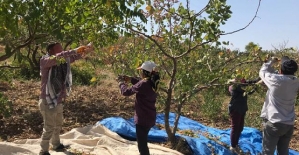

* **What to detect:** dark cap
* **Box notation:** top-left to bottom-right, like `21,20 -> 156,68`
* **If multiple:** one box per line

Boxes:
280,56 -> 298,75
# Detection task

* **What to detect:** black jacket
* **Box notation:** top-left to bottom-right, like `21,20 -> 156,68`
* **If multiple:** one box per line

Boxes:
228,78 -> 259,114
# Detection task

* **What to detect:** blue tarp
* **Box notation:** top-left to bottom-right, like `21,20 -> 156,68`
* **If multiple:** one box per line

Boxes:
98,113 -> 299,155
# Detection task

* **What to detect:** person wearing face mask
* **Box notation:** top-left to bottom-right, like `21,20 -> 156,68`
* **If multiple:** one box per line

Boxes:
117,61 -> 160,155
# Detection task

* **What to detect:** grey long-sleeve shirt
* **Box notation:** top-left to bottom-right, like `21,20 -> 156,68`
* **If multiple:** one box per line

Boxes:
259,60 -> 299,125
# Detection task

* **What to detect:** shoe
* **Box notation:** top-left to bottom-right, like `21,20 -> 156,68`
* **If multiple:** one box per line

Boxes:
39,151 -> 50,155
229,146 -> 236,152
236,145 -> 242,153
53,144 -> 66,151
230,146 -> 242,153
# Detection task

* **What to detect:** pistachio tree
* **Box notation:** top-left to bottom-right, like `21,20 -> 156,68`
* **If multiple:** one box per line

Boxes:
130,0 -> 233,145
0,0 -> 145,70
101,0 -> 263,146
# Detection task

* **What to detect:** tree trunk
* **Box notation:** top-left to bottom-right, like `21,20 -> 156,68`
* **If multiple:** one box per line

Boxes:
173,101 -> 183,138
32,45 -> 39,68
164,87 -> 177,146
164,58 -> 178,147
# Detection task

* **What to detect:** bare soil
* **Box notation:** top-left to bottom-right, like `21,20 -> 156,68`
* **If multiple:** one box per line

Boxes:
0,71 -> 298,153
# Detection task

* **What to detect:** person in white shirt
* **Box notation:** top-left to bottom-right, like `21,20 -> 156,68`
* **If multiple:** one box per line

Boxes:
259,56 -> 299,155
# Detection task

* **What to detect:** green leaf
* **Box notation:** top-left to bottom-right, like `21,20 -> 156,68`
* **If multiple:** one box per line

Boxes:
222,41 -> 229,45
65,7 -> 71,13
5,45 -> 12,55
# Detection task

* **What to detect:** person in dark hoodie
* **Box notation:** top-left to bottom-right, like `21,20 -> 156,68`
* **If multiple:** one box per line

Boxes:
227,77 -> 259,152
117,61 -> 160,155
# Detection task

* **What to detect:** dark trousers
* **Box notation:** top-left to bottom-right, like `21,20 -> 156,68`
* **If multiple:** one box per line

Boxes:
136,124 -> 151,155
262,120 -> 294,155
230,110 -> 245,147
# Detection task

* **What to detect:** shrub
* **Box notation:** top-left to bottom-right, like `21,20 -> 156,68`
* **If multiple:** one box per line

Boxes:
0,92 -> 13,118
19,67 -> 40,80
0,69 -> 17,82
245,93 -> 265,130
201,90 -> 223,121
71,66 -> 94,85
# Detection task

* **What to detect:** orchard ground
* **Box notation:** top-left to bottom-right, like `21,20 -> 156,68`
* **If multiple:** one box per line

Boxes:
0,67 -> 298,154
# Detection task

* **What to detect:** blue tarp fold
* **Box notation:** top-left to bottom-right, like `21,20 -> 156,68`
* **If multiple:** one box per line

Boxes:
98,113 -> 299,155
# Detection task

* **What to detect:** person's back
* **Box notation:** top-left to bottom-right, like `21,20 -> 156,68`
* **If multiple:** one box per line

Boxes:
261,73 -> 299,125
259,56 -> 299,155
228,84 -> 248,114
131,77 -> 157,128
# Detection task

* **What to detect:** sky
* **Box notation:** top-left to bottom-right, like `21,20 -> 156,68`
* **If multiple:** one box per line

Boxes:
189,0 -> 299,51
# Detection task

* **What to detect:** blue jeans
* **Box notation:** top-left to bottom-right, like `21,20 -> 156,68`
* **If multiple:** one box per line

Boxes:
262,120 -> 294,155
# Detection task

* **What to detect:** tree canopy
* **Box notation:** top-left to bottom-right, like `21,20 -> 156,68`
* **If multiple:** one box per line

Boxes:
0,0 -> 146,67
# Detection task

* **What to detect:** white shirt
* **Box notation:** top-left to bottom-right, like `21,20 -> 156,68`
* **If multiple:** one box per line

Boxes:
259,60 -> 299,125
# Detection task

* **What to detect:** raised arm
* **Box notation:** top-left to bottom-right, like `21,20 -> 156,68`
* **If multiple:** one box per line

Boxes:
259,58 -> 278,88
119,80 -> 144,96
40,50 -> 81,69
131,77 -> 141,85
41,43 -> 94,69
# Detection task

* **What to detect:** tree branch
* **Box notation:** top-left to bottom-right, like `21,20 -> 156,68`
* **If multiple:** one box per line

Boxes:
159,0 -> 211,19
129,27 -> 173,59
227,59 -> 261,72
158,87 -> 168,94
0,32 -> 48,62
0,55 -> 11,62
159,3 -> 188,19
0,65 -> 21,69
64,40 -> 73,50
193,0 -> 212,18
158,56 -> 172,77
207,60 -> 212,72
186,0 -> 193,49
220,0 -> 261,35
218,54 -> 243,70
181,77 -> 221,103
175,40 -> 212,59
32,45 -> 39,67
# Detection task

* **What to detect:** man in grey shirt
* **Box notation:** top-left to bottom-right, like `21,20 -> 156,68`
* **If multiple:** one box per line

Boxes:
259,56 -> 299,155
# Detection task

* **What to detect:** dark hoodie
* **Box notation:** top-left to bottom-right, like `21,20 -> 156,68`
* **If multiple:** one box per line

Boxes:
119,77 -> 157,128
228,78 -> 259,114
